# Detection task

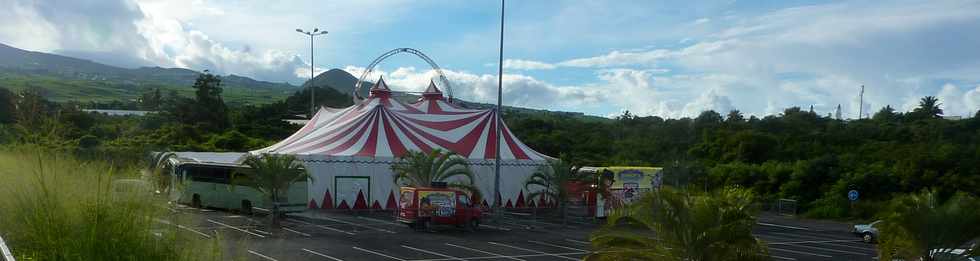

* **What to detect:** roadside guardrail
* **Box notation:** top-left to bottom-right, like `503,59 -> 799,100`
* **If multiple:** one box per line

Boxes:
0,234 -> 14,261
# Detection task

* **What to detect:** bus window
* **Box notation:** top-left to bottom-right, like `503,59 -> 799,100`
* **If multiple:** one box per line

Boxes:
183,165 -> 232,184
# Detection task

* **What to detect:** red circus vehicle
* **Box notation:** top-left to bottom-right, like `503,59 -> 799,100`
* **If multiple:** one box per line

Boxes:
397,182 -> 483,231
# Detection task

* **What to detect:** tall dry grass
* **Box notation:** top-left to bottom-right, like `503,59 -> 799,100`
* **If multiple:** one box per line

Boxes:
0,145 -> 230,260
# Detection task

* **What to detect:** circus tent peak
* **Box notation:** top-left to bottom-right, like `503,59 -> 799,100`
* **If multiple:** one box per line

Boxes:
369,76 -> 391,98
422,80 -> 442,96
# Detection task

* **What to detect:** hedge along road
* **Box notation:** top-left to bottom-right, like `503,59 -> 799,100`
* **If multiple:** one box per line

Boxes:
163,206 -> 877,261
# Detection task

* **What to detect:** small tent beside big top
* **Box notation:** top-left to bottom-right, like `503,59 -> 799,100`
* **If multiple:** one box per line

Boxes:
244,77 -> 553,210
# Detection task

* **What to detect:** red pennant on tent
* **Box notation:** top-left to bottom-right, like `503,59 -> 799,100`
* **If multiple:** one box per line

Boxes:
505,199 -> 513,208
515,191 -> 526,208
308,198 -> 318,209
321,190 -> 334,209
353,191 -> 368,209
337,200 -> 350,210
385,191 -> 398,209
371,200 -> 382,209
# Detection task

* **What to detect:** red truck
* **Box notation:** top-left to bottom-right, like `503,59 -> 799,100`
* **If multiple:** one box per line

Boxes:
396,185 -> 482,231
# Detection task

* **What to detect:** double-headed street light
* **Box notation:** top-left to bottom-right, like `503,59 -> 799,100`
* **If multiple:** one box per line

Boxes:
296,28 -> 328,118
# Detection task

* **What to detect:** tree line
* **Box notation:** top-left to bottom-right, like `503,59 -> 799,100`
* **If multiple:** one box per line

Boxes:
506,98 -> 980,218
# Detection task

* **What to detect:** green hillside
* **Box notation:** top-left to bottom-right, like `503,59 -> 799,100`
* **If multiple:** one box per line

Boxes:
0,70 -> 293,106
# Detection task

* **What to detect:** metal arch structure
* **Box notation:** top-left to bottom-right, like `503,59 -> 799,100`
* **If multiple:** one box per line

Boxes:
354,48 -> 454,101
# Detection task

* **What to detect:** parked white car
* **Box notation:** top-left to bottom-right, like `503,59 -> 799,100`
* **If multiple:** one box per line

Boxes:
853,220 -> 881,243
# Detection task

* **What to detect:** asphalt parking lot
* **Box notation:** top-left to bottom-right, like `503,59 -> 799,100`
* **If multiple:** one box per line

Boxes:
157,206 -> 878,261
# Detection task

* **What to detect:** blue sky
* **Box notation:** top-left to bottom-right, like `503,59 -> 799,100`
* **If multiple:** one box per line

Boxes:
2,0 -> 979,118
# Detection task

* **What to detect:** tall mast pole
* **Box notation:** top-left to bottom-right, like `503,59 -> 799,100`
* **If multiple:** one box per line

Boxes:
494,0 -> 505,215
859,85 -> 865,119
310,33 -> 315,117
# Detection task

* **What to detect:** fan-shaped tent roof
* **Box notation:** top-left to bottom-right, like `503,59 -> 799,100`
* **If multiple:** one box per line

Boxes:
250,77 -> 551,161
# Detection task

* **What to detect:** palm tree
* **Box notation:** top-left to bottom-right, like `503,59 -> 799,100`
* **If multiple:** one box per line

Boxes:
524,159 -> 586,226
877,190 -> 980,261
911,96 -> 943,120
235,153 -> 311,228
587,187 -> 769,261
391,149 -> 479,201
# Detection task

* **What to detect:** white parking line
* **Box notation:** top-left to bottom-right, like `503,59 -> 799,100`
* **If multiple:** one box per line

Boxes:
356,215 -> 400,225
284,227 -> 312,237
248,250 -> 278,261
511,219 -> 581,229
564,239 -> 590,245
445,243 -> 526,261
478,224 -> 512,231
769,247 -> 833,258
290,219 -> 357,235
757,222 -> 809,230
771,242 -> 871,256
153,218 -> 212,238
769,255 -> 797,260
353,246 -> 406,260
402,245 -> 465,260
315,215 -> 397,234
488,242 -> 579,261
762,232 -> 874,251
527,240 -> 587,252
768,239 -> 864,245
253,229 -> 272,235
302,248 -> 345,261
207,219 -> 265,238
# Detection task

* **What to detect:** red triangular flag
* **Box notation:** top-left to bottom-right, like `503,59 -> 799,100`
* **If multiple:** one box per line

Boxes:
385,191 -> 398,210
337,200 -> 350,210
515,191 -> 526,208
321,189 -> 334,209
371,200 -> 382,209
505,199 -> 513,208
353,190 -> 368,209
308,198 -> 318,209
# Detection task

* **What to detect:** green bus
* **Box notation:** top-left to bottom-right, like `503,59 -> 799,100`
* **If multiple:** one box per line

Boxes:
156,152 -> 308,214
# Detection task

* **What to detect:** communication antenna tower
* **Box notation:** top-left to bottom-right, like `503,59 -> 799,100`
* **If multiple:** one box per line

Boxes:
835,104 -> 842,120
859,85 -> 865,119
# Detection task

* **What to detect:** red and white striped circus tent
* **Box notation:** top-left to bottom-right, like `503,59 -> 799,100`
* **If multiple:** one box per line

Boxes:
247,77 -> 553,210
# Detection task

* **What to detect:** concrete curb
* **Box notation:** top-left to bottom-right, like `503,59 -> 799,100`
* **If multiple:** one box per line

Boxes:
0,234 -> 14,261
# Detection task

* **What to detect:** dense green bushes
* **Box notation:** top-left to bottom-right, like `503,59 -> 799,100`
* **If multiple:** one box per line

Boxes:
0,146 -> 226,260
507,98 -> 980,219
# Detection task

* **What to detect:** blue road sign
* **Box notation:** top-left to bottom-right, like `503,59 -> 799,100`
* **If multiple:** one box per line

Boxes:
848,190 -> 859,201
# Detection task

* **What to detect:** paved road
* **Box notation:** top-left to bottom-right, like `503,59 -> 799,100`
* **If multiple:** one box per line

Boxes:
158,206 -> 877,261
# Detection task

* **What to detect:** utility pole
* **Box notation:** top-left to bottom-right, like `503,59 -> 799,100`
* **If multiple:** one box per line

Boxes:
296,28 -> 328,118
858,85 -> 865,119
493,0 -> 505,220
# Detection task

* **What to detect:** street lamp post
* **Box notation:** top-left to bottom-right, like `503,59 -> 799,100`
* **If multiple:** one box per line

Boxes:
296,28 -> 328,118
493,0 -> 505,220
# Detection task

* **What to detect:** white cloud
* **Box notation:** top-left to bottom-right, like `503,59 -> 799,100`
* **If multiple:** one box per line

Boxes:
497,0 -> 980,118
934,83 -> 980,117
558,49 -> 673,68
502,59 -> 556,70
